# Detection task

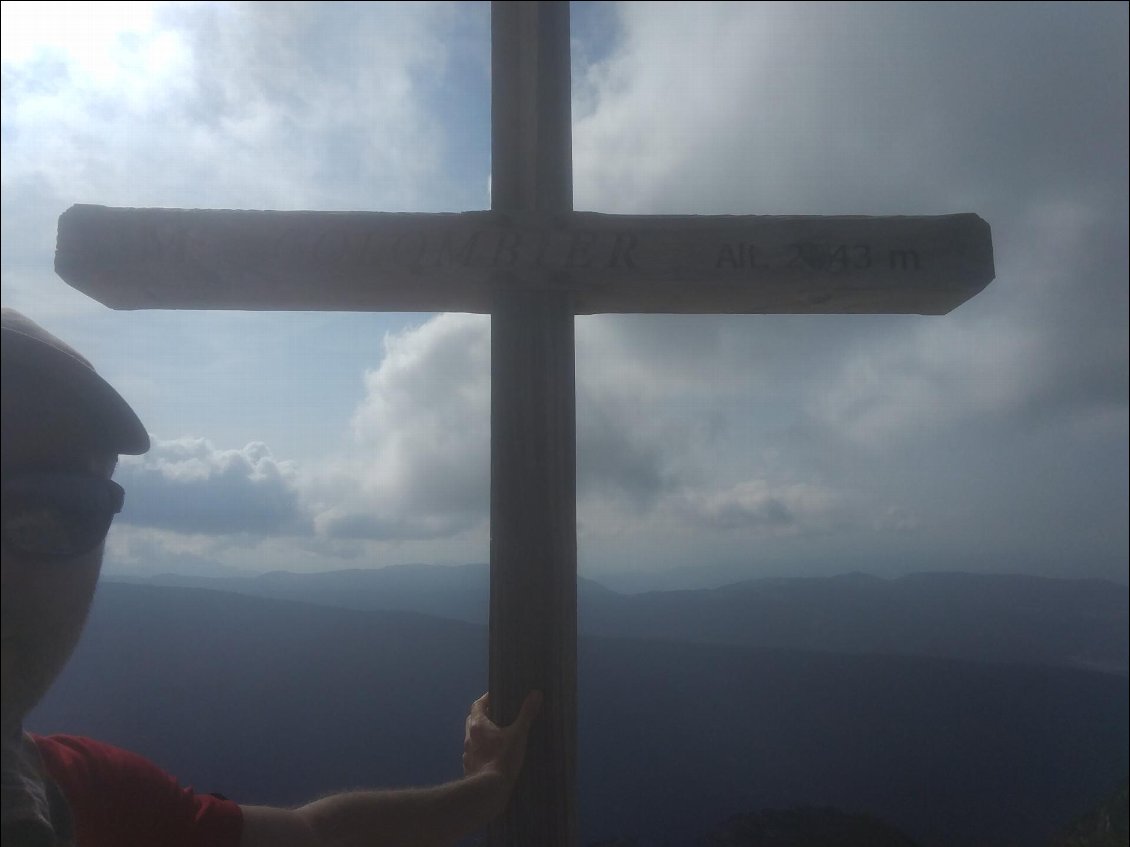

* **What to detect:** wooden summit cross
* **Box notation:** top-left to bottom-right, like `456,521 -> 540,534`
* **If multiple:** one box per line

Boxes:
53,2 -> 994,844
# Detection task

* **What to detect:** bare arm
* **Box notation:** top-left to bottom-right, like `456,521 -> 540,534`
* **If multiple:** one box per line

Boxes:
240,691 -> 541,847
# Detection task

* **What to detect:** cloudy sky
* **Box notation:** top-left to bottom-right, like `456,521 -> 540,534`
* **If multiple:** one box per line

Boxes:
2,1 -> 1126,588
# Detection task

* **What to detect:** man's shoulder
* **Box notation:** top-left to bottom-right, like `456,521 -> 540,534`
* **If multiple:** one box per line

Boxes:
28,734 -> 243,847
30,733 -> 170,787
32,733 -> 151,767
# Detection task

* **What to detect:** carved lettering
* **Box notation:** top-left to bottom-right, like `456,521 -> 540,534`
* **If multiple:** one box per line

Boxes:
274,229 -> 933,278
608,232 -> 638,269
55,206 -> 990,316
526,228 -> 549,267
433,230 -> 481,269
493,229 -> 522,267
784,243 -> 912,274
828,245 -> 849,273
565,230 -> 598,269
789,243 -> 826,271
714,241 -> 759,270
888,249 -> 920,271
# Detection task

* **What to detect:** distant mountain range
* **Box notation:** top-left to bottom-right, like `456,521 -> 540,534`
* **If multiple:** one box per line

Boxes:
110,567 -> 1129,674
29,580 -> 1128,846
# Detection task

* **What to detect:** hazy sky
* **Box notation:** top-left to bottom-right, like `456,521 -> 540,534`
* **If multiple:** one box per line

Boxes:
2,1 -> 1126,587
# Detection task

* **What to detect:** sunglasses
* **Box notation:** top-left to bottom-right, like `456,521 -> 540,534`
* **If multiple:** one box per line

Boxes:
1,472 -> 125,561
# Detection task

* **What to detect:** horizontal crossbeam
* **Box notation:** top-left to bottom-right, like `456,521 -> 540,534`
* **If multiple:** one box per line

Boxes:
56,205 -> 993,315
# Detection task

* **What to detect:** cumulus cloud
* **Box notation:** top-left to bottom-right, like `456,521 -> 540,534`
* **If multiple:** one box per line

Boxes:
102,529 -> 250,578
309,312 -> 784,539
570,2 -> 1127,427
1,1 -> 489,323
3,3 -> 1123,583
116,436 -> 305,535
311,313 -> 492,540
0,2 -> 463,212
805,318 -> 1041,447
306,313 -> 698,539
575,3 -> 1127,216
805,198 -> 1127,448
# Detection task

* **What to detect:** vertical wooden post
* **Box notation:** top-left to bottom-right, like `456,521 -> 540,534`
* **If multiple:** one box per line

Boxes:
488,2 -> 577,846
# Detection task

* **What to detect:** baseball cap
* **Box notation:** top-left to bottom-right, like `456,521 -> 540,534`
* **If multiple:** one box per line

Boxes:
1,308 -> 150,455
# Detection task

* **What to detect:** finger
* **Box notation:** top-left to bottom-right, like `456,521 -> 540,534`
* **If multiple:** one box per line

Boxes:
468,719 -> 493,742
470,693 -> 490,719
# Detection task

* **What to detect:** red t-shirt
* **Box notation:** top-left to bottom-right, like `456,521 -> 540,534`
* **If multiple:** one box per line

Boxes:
31,735 -> 242,847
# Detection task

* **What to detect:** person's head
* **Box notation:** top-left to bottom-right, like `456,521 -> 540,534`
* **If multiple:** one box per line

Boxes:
1,308 -> 148,735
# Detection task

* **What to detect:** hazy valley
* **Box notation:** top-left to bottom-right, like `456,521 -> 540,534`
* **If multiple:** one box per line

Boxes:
28,570 -> 1129,846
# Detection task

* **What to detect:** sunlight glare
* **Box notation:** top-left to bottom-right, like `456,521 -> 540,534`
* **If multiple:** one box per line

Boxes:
1,1 -> 185,89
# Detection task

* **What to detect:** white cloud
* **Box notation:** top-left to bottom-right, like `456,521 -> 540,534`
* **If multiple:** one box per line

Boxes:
311,313 -> 492,540
806,318 -> 1041,447
805,197 -> 1127,448
573,3 -> 928,215
116,436 -> 304,535
5,3 -> 1123,584
102,528 -> 247,578
1,2 -> 464,226
575,3 -> 1128,217
1,2 -> 189,99
308,311 -> 778,541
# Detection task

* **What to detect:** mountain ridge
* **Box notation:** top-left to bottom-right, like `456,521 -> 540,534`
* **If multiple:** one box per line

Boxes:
107,566 -> 1129,674
29,581 -> 1129,847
